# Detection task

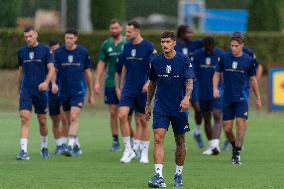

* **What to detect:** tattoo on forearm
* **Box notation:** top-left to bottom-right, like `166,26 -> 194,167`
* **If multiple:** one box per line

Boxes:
185,79 -> 193,97
174,134 -> 186,166
147,81 -> 157,104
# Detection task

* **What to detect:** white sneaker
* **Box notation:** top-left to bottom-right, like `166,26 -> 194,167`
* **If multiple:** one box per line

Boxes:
120,149 -> 136,163
139,155 -> 149,163
202,147 -> 214,155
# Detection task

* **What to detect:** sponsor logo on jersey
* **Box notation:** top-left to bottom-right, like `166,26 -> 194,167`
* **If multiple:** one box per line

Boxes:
68,55 -> 73,63
131,49 -> 136,57
232,61 -> 238,69
166,65 -> 171,74
108,47 -> 113,52
29,52 -> 34,60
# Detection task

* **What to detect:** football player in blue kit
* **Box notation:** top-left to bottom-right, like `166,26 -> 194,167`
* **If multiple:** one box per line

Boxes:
17,26 -> 55,160
118,21 -> 155,163
146,31 -> 194,188
48,39 -> 69,155
223,32 -> 263,151
54,29 -> 95,157
175,25 -> 204,148
192,36 -> 224,155
213,34 -> 261,164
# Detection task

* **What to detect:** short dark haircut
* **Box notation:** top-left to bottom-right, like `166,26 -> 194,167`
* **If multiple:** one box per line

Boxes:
160,31 -> 176,41
49,38 -> 60,47
231,32 -> 244,44
203,36 -> 215,47
65,28 -> 78,36
23,26 -> 35,33
110,19 -> 122,25
127,21 -> 140,29
177,24 -> 190,39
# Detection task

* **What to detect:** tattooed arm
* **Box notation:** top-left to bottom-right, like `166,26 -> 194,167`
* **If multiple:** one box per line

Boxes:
145,80 -> 157,121
180,79 -> 193,112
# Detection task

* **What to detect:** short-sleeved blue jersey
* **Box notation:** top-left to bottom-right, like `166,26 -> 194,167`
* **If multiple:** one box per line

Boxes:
216,52 -> 256,102
121,40 -> 155,95
115,54 -> 123,74
175,39 -> 203,58
149,52 -> 195,116
18,43 -> 53,92
54,45 -> 92,97
242,47 -> 260,67
193,48 -> 225,101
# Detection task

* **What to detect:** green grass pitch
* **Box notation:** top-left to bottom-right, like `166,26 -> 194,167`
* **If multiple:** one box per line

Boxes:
0,108 -> 283,189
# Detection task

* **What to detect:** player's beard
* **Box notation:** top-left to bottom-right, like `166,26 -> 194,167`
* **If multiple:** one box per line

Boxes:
111,33 -> 120,39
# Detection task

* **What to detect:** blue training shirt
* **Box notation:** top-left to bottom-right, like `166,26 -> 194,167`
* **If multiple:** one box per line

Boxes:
216,52 -> 256,103
18,43 -> 53,92
121,40 -> 155,95
193,47 -> 225,101
54,45 -> 92,97
175,39 -> 203,58
149,52 -> 195,116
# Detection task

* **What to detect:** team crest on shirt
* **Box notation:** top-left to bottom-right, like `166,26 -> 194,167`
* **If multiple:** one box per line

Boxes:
205,57 -> 211,65
29,52 -> 34,60
182,48 -> 188,55
232,61 -> 238,69
108,47 -> 113,52
131,49 -> 136,57
166,65 -> 171,74
217,57 -> 221,62
68,55 -> 73,63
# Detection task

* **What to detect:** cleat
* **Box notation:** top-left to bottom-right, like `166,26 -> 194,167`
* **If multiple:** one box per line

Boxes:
223,139 -> 232,151
64,145 -> 73,157
40,148 -> 49,159
148,173 -> 166,188
72,144 -> 82,156
61,144 -> 68,155
232,147 -> 242,165
120,149 -> 136,163
212,147 -> 220,155
174,173 -> 183,187
54,145 -> 64,155
193,131 -> 204,148
111,141 -> 120,152
202,147 -> 213,155
16,150 -> 30,160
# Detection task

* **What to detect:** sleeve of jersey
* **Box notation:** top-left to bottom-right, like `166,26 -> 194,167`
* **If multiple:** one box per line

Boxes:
215,56 -> 224,72
248,59 -> 256,77
53,52 -> 60,70
149,43 -> 158,63
46,48 -> 54,65
149,62 -> 157,81
184,57 -> 195,79
115,54 -> 123,74
98,43 -> 106,61
17,50 -> 22,67
84,51 -> 93,70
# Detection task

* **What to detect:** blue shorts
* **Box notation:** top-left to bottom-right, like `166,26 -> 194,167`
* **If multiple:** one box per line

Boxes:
104,87 -> 119,104
200,99 -> 222,113
223,100 -> 249,121
48,92 -> 60,116
191,82 -> 199,103
19,89 -> 48,114
119,92 -> 147,114
60,94 -> 85,112
153,111 -> 190,134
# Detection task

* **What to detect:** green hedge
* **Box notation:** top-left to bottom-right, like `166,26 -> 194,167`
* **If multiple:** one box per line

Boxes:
1,30 -> 284,69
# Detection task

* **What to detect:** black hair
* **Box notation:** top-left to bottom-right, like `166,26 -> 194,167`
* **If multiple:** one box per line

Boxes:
23,26 -> 35,33
49,38 -> 60,47
161,31 -> 176,41
127,21 -> 140,29
65,28 -> 78,36
177,25 -> 190,39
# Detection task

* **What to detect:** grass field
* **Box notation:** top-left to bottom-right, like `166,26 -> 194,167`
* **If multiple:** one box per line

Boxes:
0,107 -> 284,189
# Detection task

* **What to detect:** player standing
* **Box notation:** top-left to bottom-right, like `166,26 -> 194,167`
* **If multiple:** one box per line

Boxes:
17,26 -> 55,160
146,31 -> 194,188
54,29 -> 95,157
94,19 -> 127,152
175,25 -> 204,148
119,21 -> 155,163
192,36 -> 224,155
48,39 -> 69,155
213,34 -> 261,164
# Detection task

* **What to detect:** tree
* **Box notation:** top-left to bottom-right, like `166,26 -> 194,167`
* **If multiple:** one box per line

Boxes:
0,0 -> 21,27
91,0 -> 125,30
248,0 -> 282,31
